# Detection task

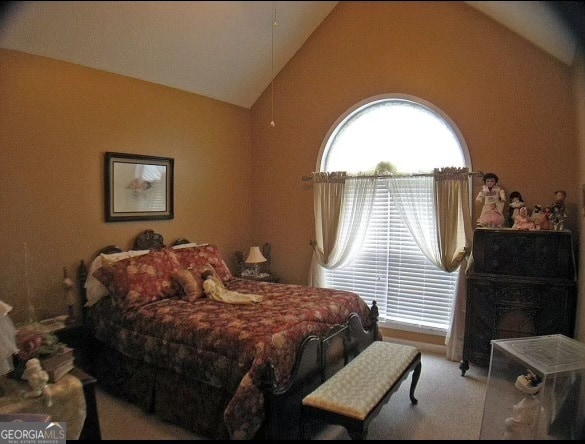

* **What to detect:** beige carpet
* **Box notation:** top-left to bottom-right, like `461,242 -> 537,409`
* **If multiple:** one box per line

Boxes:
95,339 -> 488,440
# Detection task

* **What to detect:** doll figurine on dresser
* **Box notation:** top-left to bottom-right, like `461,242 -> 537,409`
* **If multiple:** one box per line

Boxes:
512,206 -> 535,231
476,173 -> 506,227
507,191 -> 525,227
480,203 -> 505,228
541,206 -> 553,230
551,190 -> 567,230
530,205 -> 546,230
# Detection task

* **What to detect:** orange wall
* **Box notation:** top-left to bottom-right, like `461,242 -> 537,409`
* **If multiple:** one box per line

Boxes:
0,48 -> 253,323
250,1 -> 579,289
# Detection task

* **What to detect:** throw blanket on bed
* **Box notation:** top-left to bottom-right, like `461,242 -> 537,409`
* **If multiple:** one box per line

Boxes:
90,279 -> 373,439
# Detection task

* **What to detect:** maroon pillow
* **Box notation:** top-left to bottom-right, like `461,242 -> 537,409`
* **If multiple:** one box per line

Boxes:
93,248 -> 182,311
173,244 -> 233,282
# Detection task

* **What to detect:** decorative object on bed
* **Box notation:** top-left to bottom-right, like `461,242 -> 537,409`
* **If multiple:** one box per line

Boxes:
92,247 -> 182,312
79,230 -> 379,440
83,249 -> 150,307
201,269 -> 263,304
172,268 -> 204,302
104,152 -> 174,222
173,243 -> 233,282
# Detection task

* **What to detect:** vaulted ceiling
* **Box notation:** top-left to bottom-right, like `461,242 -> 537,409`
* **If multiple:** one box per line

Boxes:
0,1 -> 581,109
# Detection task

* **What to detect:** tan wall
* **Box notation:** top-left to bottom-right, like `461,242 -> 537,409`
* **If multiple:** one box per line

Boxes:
0,49 -> 253,324
250,2 -> 580,326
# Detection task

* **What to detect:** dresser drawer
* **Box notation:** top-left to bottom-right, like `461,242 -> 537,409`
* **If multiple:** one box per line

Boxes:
471,228 -> 575,279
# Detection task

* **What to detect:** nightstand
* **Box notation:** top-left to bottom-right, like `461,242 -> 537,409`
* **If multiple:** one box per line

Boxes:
0,370 -> 95,440
70,367 -> 102,441
53,324 -> 94,375
239,273 -> 280,283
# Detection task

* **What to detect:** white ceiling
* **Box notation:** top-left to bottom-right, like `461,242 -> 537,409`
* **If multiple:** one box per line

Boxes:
0,1 -> 577,109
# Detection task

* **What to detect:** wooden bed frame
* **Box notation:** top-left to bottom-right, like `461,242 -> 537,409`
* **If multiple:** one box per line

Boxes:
76,229 -> 379,439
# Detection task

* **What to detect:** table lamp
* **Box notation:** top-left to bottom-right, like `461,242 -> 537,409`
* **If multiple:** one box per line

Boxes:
245,246 -> 267,278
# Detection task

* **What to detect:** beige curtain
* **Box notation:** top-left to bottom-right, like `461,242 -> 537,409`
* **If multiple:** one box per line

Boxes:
385,168 -> 472,361
384,175 -> 442,268
434,168 -> 473,362
309,172 -> 376,287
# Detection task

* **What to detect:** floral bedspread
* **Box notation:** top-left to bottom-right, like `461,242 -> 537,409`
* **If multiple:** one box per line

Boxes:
90,279 -> 373,439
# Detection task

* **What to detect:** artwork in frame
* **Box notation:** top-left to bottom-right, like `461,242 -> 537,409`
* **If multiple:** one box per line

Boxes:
104,152 -> 174,222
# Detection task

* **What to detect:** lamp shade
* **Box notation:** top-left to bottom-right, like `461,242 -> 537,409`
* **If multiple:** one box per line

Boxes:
245,246 -> 267,264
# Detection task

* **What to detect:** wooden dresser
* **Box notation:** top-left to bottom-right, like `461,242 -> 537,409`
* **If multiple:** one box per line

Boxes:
460,228 -> 577,375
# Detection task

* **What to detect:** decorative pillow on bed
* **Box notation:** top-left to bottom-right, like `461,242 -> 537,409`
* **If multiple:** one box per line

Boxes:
84,249 -> 151,307
172,269 -> 204,302
173,244 -> 233,282
93,248 -> 182,311
172,262 -> 220,301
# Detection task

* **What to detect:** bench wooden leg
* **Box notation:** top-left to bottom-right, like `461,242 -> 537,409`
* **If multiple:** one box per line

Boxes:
409,361 -> 422,404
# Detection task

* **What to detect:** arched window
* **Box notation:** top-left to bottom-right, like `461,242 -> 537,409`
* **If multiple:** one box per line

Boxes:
318,94 -> 471,335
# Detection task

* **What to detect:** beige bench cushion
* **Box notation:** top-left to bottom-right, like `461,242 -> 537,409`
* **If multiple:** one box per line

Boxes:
302,341 -> 419,421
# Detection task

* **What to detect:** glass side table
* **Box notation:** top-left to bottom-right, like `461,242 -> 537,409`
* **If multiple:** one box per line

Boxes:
480,334 -> 585,440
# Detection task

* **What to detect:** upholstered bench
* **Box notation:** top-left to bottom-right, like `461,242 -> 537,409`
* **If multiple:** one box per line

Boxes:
302,340 -> 422,440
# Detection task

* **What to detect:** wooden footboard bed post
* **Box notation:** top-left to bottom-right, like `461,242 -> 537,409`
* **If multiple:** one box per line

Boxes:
259,303 -> 379,440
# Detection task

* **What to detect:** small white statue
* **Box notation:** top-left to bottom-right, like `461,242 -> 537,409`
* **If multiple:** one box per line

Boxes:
22,358 -> 53,406
503,371 -> 546,440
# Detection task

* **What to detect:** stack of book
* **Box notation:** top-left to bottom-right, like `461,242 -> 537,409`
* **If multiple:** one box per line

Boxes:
40,347 -> 75,383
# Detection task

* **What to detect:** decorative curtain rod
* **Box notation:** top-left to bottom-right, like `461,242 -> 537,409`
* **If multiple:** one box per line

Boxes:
302,170 -> 484,181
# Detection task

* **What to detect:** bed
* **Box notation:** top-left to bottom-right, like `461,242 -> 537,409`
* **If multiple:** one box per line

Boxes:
77,229 -> 379,439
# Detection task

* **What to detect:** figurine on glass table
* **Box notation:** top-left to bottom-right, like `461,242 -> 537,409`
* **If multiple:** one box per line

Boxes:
503,371 -> 546,440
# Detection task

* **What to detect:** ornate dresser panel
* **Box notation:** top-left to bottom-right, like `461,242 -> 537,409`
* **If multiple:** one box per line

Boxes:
461,229 -> 577,373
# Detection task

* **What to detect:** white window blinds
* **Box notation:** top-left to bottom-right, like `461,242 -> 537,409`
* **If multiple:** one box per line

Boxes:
319,95 -> 468,334
323,181 -> 458,332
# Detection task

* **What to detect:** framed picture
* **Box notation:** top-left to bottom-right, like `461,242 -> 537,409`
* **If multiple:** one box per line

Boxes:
104,152 -> 174,222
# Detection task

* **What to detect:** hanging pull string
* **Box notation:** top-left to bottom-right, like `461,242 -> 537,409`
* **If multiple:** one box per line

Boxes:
270,2 -> 277,127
